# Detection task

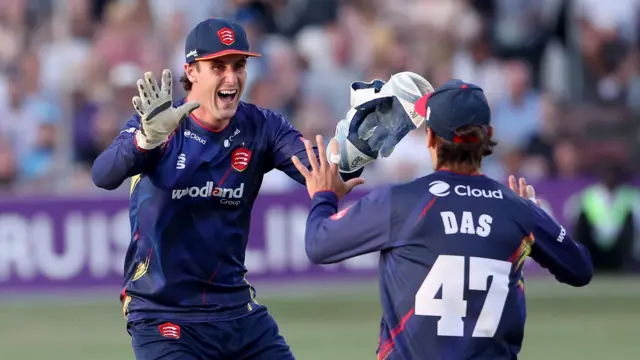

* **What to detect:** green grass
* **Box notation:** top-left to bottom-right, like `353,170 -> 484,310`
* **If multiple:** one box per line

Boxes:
1,276 -> 638,359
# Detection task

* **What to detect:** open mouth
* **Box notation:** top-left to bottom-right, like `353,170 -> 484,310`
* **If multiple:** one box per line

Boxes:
217,89 -> 238,106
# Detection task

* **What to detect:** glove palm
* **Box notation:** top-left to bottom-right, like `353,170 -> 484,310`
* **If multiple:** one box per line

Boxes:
132,69 -> 200,150
356,73 -> 432,157
331,72 -> 434,173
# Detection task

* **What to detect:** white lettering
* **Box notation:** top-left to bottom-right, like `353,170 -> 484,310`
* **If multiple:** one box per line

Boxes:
35,213 -> 84,280
460,211 -> 475,235
0,209 -> 131,282
176,153 -> 186,169
171,182 -> 244,205
265,206 -> 288,273
557,226 -> 566,243
0,214 -> 36,281
440,211 -> 493,237
184,130 -> 207,144
244,248 -> 266,274
224,128 -> 241,147
454,185 -> 503,199
0,202 -> 380,283
87,212 -> 110,278
441,211 -> 458,234
244,206 -> 379,275
477,215 -> 493,237
290,206 -> 312,271
111,210 -> 131,273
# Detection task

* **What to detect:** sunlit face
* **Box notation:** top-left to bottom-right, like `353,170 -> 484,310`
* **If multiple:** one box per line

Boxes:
185,54 -> 247,121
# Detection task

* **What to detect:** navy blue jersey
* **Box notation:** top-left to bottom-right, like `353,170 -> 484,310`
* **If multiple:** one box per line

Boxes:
92,98 -> 362,322
306,170 -> 593,360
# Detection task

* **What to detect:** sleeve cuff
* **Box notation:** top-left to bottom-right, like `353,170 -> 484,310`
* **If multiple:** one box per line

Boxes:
133,131 -> 150,153
311,190 -> 339,210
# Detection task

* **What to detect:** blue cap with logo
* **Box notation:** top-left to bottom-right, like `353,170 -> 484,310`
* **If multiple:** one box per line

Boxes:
185,18 -> 261,64
414,79 -> 490,143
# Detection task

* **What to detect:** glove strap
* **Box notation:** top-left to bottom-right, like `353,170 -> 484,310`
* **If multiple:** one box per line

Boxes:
338,138 -> 375,173
135,130 -> 163,150
330,120 -> 375,173
350,87 -> 378,108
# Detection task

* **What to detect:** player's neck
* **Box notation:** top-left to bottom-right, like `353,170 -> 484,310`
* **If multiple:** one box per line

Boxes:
191,107 -> 230,131
437,165 -> 482,175
186,93 -> 230,131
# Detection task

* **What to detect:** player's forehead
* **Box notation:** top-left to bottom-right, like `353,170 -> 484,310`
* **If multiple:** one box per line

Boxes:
206,54 -> 248,66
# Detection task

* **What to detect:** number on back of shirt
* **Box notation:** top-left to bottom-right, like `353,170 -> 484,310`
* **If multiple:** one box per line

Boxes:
415,255 -> 511,337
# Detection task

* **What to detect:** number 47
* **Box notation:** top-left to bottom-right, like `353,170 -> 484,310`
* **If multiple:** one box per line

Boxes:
415,255 -> 512,338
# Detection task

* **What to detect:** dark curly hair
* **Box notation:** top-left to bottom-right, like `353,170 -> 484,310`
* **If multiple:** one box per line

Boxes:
433,125 -> 497,170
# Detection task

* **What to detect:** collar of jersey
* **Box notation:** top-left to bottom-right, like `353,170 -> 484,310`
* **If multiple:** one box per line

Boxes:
188,112 -> 234,135
435,170 -> 486,178
181,96 -> 239,135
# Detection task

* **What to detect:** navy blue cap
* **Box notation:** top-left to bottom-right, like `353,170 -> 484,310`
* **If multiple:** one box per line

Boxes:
415,79 -> 490,143
185,18 -> 261,64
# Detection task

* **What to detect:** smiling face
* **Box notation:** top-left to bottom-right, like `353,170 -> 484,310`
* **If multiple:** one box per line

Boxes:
184,54 -> 247,121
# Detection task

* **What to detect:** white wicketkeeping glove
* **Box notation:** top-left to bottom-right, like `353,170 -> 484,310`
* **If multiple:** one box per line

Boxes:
132,69 -> 200,150
330,72 -> 434,173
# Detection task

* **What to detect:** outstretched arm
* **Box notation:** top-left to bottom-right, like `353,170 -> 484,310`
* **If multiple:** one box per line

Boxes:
91,115 -> 163,190
305,188 -> 392,264
289,135 -> 384,264
92,70 -> 198,190
527,200 -> 593,286
510,176 -> 593,287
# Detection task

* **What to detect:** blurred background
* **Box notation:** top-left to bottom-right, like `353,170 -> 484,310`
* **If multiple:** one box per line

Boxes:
0,0 -> 639,359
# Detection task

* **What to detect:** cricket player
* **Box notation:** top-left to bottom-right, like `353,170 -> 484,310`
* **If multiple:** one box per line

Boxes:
91,17 -> 430,360
295,80 -> 594,360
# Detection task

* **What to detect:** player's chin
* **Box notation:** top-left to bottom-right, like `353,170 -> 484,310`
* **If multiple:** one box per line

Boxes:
215,105 -> 239,120
213,100 -> 239,118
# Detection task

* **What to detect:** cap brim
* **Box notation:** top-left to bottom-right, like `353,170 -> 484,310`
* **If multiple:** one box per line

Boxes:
194,50 -> 261,61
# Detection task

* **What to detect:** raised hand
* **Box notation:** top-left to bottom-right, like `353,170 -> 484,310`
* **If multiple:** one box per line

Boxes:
508,175 -> 541,206
292,135 -> 365,199
132,69 -> 200,150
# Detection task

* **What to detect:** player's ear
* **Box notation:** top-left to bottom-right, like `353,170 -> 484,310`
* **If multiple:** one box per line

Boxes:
426,127 -> 436,150
185,63 -> 197,83
487,125 -> 494,139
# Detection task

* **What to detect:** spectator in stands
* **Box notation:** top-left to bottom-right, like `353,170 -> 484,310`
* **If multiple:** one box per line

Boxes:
451,25 -> 506,105
3,52 -> 61,184
523,94 -> 562,179
567,164 -> 640,273
77,102 -> 120,168
574,0 -> 639,104
553,138 -> 582,180
492,60 -> 542,147
0,139 -> 17,191
0,0 -> 635,194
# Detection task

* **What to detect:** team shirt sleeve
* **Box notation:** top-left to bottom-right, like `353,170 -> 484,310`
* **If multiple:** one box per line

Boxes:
91,114 -> 164,190
304,188 -> 392,264
526,200 -> 594,286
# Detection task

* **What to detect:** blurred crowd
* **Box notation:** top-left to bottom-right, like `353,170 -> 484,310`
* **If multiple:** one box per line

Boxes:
0,0 -> 638,195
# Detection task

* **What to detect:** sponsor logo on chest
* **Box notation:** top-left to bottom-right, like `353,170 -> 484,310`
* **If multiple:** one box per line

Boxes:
171,181 -> 244,206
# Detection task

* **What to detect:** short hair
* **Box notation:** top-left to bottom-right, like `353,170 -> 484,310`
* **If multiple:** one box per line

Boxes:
433,125 -> 497,169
